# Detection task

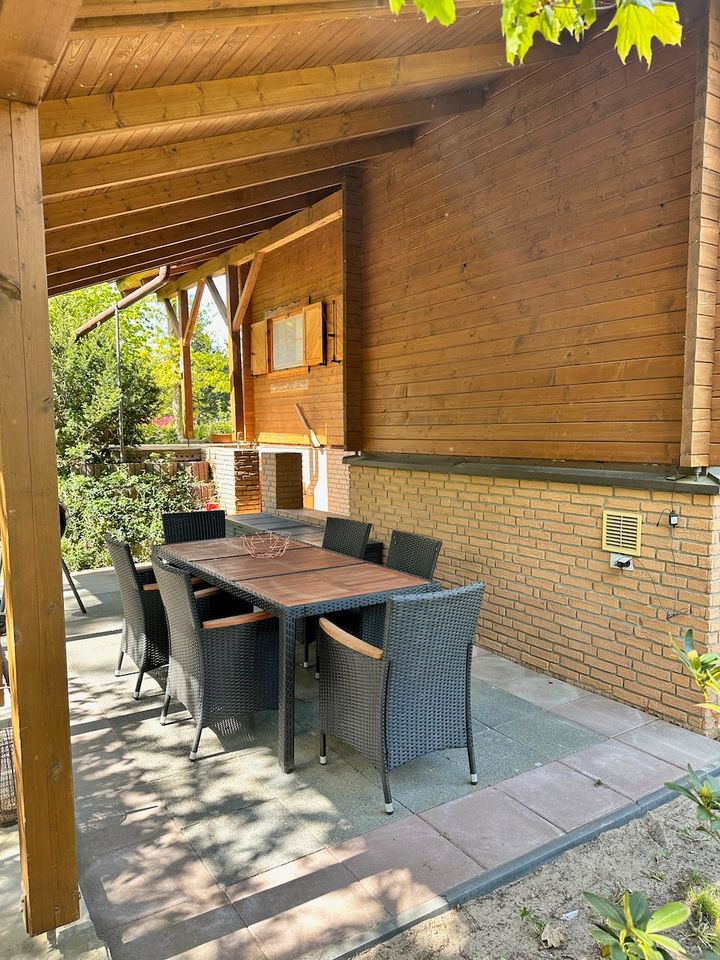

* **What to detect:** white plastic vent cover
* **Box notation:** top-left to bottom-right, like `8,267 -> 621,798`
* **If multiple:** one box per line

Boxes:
602,510 -> 642,556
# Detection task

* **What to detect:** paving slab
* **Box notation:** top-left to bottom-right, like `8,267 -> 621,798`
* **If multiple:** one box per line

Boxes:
330,815 -> 480,916
561,740 -> 684,801
420,785 -> 563,869
471,655 -> 537,688
494,711 -> 603,761
617,719 -> 720,769
499,762 -> 630,832
549,692 -> 653,737
503,672 -> 586,708
229,849 -> 388,960
470,681 -> 543,727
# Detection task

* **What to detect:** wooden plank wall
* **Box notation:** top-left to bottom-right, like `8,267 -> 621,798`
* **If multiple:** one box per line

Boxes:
358,26 -> 698,464
250,220 -> 344,446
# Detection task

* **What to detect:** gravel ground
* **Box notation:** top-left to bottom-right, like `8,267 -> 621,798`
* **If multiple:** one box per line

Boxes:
361,797 -> 720,960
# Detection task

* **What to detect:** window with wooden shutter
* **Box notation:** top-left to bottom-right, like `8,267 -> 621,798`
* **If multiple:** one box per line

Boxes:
250,319 -> 268,375
304,301 -> 324,366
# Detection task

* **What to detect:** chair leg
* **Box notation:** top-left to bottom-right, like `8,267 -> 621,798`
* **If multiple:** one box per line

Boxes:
319,733 -> 327,765
115,649 -> 125,677
133,670 -> 144,700
303,633 -> 310,669
381,768 -> 394,815
62,559 -> 87,615
189,722 -> 203,761
467,741 -> 478,785
160,693 -> 171,725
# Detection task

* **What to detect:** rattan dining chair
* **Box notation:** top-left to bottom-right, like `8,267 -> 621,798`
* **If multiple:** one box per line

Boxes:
162,509 -> 227,544
386,530 -> 442,580
107,536 -> 248,700
153,558 -> 279,761
322,517 -> 372,559
317,582 -> 485,813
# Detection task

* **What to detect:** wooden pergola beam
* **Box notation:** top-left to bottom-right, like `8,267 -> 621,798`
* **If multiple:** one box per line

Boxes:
47,201 -> 309,277
233,254 -> 264,331
0,99 -> 79,935
178,290 -> 194,438
183,281 -> 206,345
69,0 -> 490,37
39,43 -> 547,141
41,92 -> 481,198
206,276 -> 227,322
0,0 -> 81,103
43,129 -> 412,230
160,189 -> 342,297
45,177 -> 337,252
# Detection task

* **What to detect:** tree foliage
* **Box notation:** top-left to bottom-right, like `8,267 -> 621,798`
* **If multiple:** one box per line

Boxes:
390,0 -> 682,66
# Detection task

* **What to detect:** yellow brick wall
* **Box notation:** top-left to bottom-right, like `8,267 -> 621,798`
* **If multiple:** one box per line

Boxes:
349,466 -> 720,734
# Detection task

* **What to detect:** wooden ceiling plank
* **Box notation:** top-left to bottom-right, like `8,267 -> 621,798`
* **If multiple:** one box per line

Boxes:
46,194 -> 320,269
38,43 -> 563,140
0,1 -> 82,103
70,0 -> 492,38
42,91 -> 482,197
160,189 -> 341,297
45,169 -> 342,249
43,129 -> 412,229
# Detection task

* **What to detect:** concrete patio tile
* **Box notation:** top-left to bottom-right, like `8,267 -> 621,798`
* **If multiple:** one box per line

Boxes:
549,692 -> 653,737
471,655 -> 538,688
181,800 -> 325,888
420,785 -> 562,869
367,749 -> 481,813
330,815 -> 480,916
74,774 -> 162,825
470,681 -> 542,728
228,849 -> 387,960
71,728 -> 146,800
101,897 -> 263,960
79,828 -> 221,933
503,673 -> 585,708
617,720 -> 720,769
76,801 -> 171,860
472,725 -> 545,786
499,761 -> 629,832
561,740 -> 684,801
495,712 -> 604,761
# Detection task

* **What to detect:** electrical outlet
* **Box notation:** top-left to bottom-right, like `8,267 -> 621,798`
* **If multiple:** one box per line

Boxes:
610,553 -> 634,571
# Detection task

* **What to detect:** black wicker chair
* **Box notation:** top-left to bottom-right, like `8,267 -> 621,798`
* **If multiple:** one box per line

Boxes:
318,582 -> 485,813
322,517 -> 372,559
162,509 -> 227,544
152,558 -> 279,761
386,530 -> 442,580
107,537 -> 250,699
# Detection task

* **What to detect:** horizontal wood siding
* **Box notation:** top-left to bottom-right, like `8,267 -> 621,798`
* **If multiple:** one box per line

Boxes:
250,220 -> 344,446
358,28 -> 697,464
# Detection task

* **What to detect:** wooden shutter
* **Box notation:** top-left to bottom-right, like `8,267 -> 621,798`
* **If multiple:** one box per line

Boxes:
303,301 -> 324,366
331,295 -> 344,362
250,319 -> 268,375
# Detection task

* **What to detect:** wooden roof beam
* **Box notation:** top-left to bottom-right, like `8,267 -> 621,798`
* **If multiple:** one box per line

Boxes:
0,0 -> 82,103
43,129 -> 413,230
159,189 -> 342,298
45,169 -> 342,250
70,0 -> 491,38
42,91 -> 482,198
38,42 -> 574,141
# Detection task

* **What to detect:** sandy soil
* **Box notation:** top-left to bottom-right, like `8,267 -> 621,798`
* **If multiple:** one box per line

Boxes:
362,798 -> 720,960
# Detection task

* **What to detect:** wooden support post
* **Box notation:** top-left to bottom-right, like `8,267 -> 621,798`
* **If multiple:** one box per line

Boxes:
342,168 -> 363,451
178,289 -> 194,439
0,98 -> 79,935
226,266 -> 246,441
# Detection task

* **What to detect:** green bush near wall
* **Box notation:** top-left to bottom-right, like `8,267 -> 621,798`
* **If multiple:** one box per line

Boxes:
59,467 -> 195,571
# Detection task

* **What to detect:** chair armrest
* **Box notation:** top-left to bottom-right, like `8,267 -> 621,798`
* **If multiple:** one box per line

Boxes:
144,579 -> 211,593
193,586 -> 220,600
203,610 -> 275,630
142,582 -> 160,592
319,618 -> 384,661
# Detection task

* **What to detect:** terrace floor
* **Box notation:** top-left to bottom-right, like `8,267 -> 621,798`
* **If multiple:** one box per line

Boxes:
61,568 -> 720,960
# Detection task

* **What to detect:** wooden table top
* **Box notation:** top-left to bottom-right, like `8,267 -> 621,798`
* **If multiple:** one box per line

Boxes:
160,538 -> 428,610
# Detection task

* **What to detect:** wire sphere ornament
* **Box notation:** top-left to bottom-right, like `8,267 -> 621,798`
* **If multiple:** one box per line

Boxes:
241,532 -> 291,559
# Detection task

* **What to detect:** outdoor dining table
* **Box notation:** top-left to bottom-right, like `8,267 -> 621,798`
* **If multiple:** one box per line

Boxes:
155,537 -> 431,772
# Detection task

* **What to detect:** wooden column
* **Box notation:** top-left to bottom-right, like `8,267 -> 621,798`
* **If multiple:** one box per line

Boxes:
179,289 -> 194,439
342,168 -> 363,451
0,98 -> 78,935
226,265 -> 255,442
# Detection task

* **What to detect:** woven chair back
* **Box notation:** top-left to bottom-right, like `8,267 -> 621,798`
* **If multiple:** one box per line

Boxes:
162,510 -> 226,544
386,530 -> 442,580
322,517 -> 371,559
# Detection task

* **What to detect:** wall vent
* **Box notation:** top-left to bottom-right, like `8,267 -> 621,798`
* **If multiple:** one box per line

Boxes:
602,510 -> 642,556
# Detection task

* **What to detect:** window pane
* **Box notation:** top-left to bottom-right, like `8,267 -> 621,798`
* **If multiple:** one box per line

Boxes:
272,314 -> 304,370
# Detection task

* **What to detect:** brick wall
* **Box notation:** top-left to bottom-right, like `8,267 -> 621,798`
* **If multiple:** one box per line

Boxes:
349,465 -> 720,734
260,452 -> 304,510
327,449 -> 352,516
203,448 -> 261,514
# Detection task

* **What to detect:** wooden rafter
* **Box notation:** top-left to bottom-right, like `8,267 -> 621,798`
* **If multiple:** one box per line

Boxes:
45,178 -> 337,252
233,254 -> 264,331
69,0 -> 490,37
42,92 -> 482,198
160,190 -> 342,297
178,290 -> 194,438
0,0 -> 82,103
182,281 -> 206,345
43,129 -> 412,230
37,43 -> 571,141
206,276 -> 227,324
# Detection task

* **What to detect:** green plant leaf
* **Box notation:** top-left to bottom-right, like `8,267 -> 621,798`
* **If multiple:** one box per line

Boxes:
629,891 -> 652,927
411,0 -> 456,25
646,901 -> 691,933
651,934 -> 687,954
607,0 -> 682,66
665,782 -> 697,802
591,927 -> 620,946
585,892 -> 626,927
683,628 -> 695,655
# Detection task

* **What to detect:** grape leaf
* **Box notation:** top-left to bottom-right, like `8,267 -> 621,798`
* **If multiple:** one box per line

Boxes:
607,0 -> 682,65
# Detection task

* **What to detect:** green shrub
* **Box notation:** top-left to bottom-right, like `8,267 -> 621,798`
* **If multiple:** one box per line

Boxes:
59,467 -> 195,570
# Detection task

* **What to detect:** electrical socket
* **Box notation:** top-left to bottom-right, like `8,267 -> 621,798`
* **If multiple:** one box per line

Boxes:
610,553 -> 634,571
